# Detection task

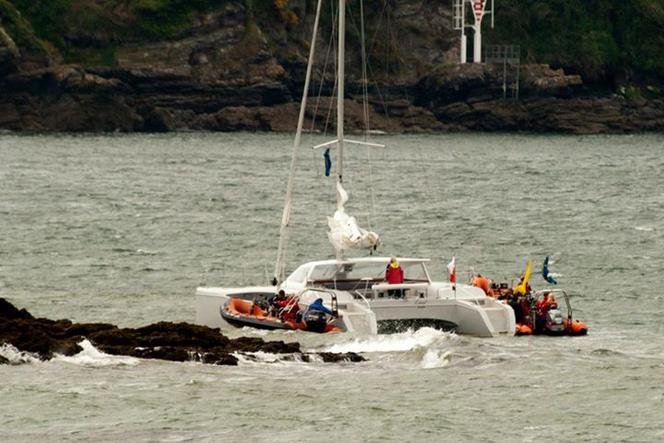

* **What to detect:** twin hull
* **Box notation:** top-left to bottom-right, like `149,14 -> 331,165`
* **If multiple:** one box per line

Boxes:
195,285 -> 515,337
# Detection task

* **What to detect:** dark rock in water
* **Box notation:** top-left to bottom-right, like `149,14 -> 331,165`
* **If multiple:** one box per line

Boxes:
228,336 -> 301,354
0,354 -> 8,365
316,352 -> 365,363
0,298 -> 365,365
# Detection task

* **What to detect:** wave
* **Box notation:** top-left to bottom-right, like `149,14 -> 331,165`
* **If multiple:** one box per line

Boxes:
634,226 -> 654,232
233,351 -> 305,367
0,344 -> 42,365
322,327 -> 458,354
420,349 -> 453,369
54,340 -> 139,367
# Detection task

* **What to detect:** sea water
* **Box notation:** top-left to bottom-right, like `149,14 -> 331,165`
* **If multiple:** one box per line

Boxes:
1,132 -> 664,442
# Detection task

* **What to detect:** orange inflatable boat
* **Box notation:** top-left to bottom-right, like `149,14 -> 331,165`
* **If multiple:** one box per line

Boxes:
220,297 -> 341,333
513,289 -> 588,336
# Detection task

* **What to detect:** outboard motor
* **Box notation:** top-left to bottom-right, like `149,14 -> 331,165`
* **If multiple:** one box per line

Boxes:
303,310 -> 329,333
545,307 -> 565,334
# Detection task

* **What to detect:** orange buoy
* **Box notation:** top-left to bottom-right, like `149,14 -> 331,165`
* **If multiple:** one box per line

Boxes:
566,319 -> 588,336
515,323 -> 533,335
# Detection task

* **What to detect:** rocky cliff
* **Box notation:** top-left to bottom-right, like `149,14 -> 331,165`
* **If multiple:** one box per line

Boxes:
0,0 -> 662,134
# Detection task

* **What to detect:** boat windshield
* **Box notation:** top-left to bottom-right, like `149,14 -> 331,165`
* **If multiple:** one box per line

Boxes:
308,261 -> 429,285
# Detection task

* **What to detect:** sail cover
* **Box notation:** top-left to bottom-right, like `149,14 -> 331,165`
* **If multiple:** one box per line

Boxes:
327,182 -> 380,252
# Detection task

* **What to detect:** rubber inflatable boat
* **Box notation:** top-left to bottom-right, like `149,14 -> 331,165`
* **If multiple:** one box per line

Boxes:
220,297 -> 342,333
512,289 -> 588,336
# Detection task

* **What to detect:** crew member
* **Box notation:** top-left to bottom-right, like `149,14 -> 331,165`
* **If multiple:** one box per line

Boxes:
269,289 -> 288,315
385,256 -> 404,298
537,292 -> 557,317
302,298 -> 335,332
280,294 -> 301,323
471,274 -> 494,297
303,298 -> 335,318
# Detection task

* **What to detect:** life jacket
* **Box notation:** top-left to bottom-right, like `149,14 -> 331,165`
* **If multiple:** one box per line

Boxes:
537,296 -> 556,316
280,298 -> 300,322
385,263 -> 404,284
472,276 -> 493,296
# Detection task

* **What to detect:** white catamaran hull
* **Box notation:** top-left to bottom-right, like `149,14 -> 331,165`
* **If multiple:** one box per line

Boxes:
196,258 -> 515,338
368,298 -> 514,337
196,286 -> 378,336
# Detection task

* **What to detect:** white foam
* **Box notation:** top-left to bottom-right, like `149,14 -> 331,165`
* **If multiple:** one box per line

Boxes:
420,349 -> 453,369
240,327 -> 270,336
54,339 -> 139,367
0,343 -> 41,365
634,226 -> 654,232
233,351 -> 305,367
322,327 -> 456,354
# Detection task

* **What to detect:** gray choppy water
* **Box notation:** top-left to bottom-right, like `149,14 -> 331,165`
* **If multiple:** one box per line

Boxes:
1,132 -> 664,442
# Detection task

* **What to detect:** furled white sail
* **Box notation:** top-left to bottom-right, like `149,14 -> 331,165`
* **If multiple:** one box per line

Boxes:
327,182 -> 380,252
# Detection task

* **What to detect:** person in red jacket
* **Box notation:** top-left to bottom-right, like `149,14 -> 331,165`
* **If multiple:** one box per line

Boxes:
385,256 -> 405,298
537,292 -> 557,317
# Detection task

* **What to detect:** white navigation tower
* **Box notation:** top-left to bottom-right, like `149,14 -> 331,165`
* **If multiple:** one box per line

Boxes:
453,0 -> 495,63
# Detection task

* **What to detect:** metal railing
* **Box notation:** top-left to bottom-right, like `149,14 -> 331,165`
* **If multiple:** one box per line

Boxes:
484,45 -> 521,64
483,45 -> 521,100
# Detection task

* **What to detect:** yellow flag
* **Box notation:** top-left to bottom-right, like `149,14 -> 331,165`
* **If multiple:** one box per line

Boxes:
514,260 -> 532,295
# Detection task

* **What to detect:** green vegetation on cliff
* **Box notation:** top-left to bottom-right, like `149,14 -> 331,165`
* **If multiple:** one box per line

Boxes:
0,0 -> 46,53
488,0 -> 664,85
1,0 -> 662,89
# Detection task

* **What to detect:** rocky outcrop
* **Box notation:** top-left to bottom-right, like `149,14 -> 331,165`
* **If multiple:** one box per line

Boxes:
415,64 -> 664,133
0,298 -> 364,365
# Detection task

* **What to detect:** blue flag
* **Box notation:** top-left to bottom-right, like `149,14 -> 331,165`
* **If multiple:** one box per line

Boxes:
542,256 -> 558,285
323,148 -> 331,177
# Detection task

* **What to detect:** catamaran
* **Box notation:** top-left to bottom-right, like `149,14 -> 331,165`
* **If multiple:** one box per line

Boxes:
195,0 -> 515,337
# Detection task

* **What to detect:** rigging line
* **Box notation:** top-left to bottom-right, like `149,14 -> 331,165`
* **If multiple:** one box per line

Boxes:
274,0 -> 324,283
310,0 -> 338,135
345,0 -> 369,132
322,0 -> 339,138
359,0 -> 377,233
415,143 -> 436,254
339,0 -> 376,234
355,0 -> 371,135
385,4 -> 409,101
365,60 -> 391,126
323,73 -> 338,137
351,0 -> 389,123
384,6 -> 390,99
311,139 -> 320,177
366,0 -> 389,66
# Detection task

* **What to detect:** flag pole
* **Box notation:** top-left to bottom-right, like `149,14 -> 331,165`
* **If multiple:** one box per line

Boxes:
447,256 -> 457,300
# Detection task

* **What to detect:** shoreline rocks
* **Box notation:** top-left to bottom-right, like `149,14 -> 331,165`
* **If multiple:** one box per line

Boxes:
1,61 -> 661,135
1,1 -> 662,135
0,298 -> 364,366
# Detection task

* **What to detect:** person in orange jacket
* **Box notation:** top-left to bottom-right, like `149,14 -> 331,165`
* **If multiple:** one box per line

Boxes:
471,274 -> 495,297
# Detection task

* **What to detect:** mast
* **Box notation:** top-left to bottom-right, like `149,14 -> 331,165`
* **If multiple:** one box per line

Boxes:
335,0 -> 346,262
273,0 -> 324,285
